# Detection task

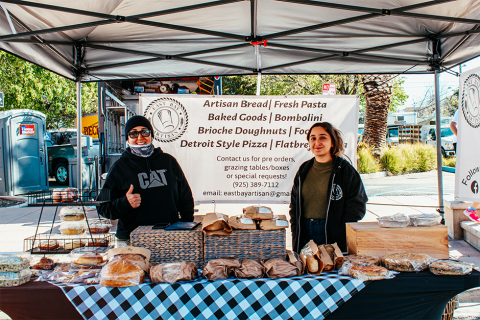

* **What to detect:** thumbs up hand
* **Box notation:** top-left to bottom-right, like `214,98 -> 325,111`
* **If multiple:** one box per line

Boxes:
126,184 -> 141,208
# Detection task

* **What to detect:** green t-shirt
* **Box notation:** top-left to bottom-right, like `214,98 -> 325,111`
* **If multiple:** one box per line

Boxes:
301,160 -> 333,220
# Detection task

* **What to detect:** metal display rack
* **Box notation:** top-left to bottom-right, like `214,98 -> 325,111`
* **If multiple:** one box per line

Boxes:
21,189 -> 112,254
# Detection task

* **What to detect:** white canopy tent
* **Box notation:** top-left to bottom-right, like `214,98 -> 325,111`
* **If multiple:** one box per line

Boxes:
1,0 -> 479,214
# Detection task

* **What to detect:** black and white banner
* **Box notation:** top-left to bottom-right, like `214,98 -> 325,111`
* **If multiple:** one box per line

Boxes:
140,95 -> 359,203
456,66 -> 480,202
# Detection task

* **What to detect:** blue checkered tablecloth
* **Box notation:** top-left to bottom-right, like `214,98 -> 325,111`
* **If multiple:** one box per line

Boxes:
52,274 -> 365,320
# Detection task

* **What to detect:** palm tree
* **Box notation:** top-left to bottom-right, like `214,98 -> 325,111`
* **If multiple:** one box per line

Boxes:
361,74 -> 395,155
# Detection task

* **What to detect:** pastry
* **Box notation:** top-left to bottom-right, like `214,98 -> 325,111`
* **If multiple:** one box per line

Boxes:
60,239 -> 84,250
59,207 -> 85,222
350,265 -> 389,280
429,260 -> 473,275
0,255 -> 30,272
39,240 -> 59,251
59,222 -> 86,235
32,257 -> 55,270
100,258 -> 144,287
74,252 -> 104,265
52,188 -> 63,203
381,253 -> 431,272
62,188 -> 78,203
344,255 -> 380,266
86,239 -> 109,247
87,220 -> 111,234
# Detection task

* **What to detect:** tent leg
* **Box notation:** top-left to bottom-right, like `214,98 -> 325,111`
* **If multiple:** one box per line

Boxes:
77,81 -> 82,190
434,70 -> 444,220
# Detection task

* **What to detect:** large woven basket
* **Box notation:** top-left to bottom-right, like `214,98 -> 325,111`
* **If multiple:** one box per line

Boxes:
441,296 -> 457,320
204,229 -> 286,263
131,225 -> 204,268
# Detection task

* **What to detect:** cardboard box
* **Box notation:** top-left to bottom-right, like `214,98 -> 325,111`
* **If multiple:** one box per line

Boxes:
346,222 -> 449,259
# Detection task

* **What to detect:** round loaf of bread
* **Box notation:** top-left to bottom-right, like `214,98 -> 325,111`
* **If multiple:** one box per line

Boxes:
74,252 -> 103,265
381,252 -> 430,272
350,265 -> 389,280
429,260 -> 473,275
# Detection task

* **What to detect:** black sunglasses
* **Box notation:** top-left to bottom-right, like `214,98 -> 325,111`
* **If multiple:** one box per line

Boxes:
128,129 -> 151,139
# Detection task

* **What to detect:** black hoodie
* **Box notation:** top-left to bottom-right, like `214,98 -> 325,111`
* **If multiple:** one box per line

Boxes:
97,148 -> 194,239
289,155 -> 367,252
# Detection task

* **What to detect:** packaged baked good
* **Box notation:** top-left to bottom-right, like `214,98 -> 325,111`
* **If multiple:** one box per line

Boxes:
234,260 -> 264,279
338,254 -> 380,276
381,252 -> 432,272
429,260 -> 473,275
62,188 -> 79,203
286,250 -> 304,274
60,239 -> 85,250
70,247 -> 108,265
31,257 -> 55,270
228,215 -> 257,230
150,262 -> 198,284
60,221 -> 86,235
300,240 -> 323,274
106,247 -> 151,273
87,220 -> 112,234
243,205 -> 274,220
202,212 -> 232,235
259,215 -> 289,230
74,252 -> 104,265
318,245 -> 335,271
203,259 -> 241,280
38,240 -> 60,251
409,214 -> 442,227
100,257 -> 145,287
59,207 -> 85,221
0,254 -> 30,272
0,269 -> 32,287
52,188 -> 63,203
86,239 -> 109,247
263,258 -> 302,279
350,265 -> 390,281
377,213 -> 410,228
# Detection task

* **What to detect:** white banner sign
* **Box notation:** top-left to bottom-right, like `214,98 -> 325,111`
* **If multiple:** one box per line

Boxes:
456,66 -> 480,202
140,95 -> 359,203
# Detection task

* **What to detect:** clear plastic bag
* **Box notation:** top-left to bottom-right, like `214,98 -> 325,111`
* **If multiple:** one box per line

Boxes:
59,221 -> 86,235
409,214 -> 442,227
349,265 -> 397,281
0,268 -> 32,287
381,252 -> 434,272
100,258 -> 145,287
70,247 -> 108,265
338,255 -> 380,276
59,206 -> 85,221
87,220 -> 112,234
429,260 -> 473,275
0,253 -> 31,272
377,213 -> 410,228
31,257 -> 55,270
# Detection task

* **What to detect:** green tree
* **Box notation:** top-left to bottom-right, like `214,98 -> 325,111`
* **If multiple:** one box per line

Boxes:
0,51 -> 97,129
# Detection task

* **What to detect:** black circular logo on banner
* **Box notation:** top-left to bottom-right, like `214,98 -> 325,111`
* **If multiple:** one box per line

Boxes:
472,181 -> 479,194
144,98 -> 188,143
461,74 -> 480,128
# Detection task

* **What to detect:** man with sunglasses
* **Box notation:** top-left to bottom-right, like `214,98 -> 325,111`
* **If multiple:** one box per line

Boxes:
98,115 -> 194,241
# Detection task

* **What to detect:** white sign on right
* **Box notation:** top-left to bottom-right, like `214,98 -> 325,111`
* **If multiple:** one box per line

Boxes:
455,65 -> 480,202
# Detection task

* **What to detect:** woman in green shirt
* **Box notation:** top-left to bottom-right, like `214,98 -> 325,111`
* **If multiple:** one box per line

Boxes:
289,122 -> 367,252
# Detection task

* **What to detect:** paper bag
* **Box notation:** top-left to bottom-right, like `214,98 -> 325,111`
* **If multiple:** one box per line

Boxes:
300,240 -> 324,275
287,250 -> 304,274
228,215 -> 257,230
243,205 -> 274,220
259,215 -> 289,230
202,212 -> 232,235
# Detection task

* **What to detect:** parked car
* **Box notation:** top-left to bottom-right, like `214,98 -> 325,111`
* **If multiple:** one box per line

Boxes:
420,125 -> 455,157
386,126 -> 399,147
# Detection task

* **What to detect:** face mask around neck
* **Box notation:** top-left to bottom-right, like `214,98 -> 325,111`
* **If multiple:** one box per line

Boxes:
128,142 -> 154,157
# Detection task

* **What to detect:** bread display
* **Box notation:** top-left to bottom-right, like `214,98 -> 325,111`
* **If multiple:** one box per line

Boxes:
87,220 -> 112,234
234,260 -> 264,279
100,258 -> 145,287
0,269 -> 32,287
74,252 -> 104,265
38,240 -> 59,251
59,207 -> 85,221
0,255 -> 30,272
429,260 -> 473,275
150,262 -> 198,284
31,257 -> 55,270
377,213 -> 410,228
382,252 -> 431,272
262,258 -> 302,279
59,221 -> 86,235
243,205 -> 274,220
350,265 -> 390,281
409,214 -> 442,227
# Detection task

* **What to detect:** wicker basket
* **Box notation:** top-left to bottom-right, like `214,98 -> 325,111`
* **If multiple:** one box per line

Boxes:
204,229 -> 286,263
130,225 -> 204,268
441,296 -> 457,320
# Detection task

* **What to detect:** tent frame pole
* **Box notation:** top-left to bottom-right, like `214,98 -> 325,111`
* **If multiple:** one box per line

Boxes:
76,81 -> 82,190
434,70 -> 444,219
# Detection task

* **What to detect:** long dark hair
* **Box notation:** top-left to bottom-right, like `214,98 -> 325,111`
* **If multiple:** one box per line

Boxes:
306,122 -> 344,156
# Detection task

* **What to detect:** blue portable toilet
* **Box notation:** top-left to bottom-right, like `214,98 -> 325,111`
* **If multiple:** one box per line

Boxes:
0,109 -> 49,195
